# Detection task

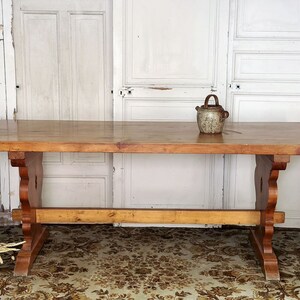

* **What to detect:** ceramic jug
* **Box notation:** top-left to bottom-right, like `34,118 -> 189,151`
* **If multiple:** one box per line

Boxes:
195,94 -> 229,134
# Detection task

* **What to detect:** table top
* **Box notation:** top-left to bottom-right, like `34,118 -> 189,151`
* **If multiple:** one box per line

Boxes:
0,120 -> 300,155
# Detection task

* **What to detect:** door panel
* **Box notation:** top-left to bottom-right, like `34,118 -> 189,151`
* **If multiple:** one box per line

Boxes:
126,0 -> 217,86
225,0 -> 300,227
234,53 -> 300,82
236,0 -> 300,39
13,0 -> 113,208
70,13 -> 106,121
232,95 -> 300,122
123,154 -> 220,209
21,13 -> 60,120
123,99 -> 199,121
113,0 -> 229,213
42,177 -> 107,208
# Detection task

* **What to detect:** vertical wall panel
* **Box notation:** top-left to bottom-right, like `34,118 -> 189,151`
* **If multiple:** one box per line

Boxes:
71,13 -> 106,121
126,0 -> 217,85
22,13 -> 60,120
236,0 -> 300,39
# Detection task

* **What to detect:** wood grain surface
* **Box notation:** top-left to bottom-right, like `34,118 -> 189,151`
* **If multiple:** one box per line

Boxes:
12,208 -> 285,225
4,120 -> 298,279
1,120 -> 300,154
9,152 -> 48,276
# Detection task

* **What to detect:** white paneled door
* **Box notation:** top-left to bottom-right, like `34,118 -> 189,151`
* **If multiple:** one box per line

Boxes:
12,0 -> 113,207
225,0 -> 300,227
113,0 -> 230,213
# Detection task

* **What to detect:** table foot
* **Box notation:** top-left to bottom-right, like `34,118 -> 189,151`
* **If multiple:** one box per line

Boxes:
14,226 -> 48,276
249,228 -> 280,280
251,155 -> 289,281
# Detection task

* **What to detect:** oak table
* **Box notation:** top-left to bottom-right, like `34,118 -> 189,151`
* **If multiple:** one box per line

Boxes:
1,120 -> 299,280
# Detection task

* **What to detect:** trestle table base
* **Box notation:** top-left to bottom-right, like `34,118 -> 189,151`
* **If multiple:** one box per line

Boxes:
9,151 -> 290,280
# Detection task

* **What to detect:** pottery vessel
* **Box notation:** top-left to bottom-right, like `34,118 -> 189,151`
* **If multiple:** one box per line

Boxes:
195,94 -> 229,134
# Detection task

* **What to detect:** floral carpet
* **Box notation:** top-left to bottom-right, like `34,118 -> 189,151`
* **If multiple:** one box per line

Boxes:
0,225 -> 300,300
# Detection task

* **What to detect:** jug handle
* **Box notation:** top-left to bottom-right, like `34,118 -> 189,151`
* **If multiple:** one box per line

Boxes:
222,111 -> 229,119
204,94 -> 219,108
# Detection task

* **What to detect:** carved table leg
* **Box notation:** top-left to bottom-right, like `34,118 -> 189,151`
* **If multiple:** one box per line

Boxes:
9,152 -> 48,276
250,155 -> 289,280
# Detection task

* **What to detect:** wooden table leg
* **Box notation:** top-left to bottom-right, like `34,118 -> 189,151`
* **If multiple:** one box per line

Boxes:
9,152 -> 48,276
250,155 -> 290,280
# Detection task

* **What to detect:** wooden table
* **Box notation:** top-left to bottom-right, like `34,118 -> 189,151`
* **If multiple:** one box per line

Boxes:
1,120 -> 300,280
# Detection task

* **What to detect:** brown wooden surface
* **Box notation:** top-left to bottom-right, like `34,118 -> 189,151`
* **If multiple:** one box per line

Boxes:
9,152 -> 48,276
250,155 -> 289,281
12,208 -> 285,225
1,120 -> 300,154
5,120 -> 299,280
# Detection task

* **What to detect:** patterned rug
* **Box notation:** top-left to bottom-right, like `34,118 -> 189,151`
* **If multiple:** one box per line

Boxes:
0,225 -> 300,299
